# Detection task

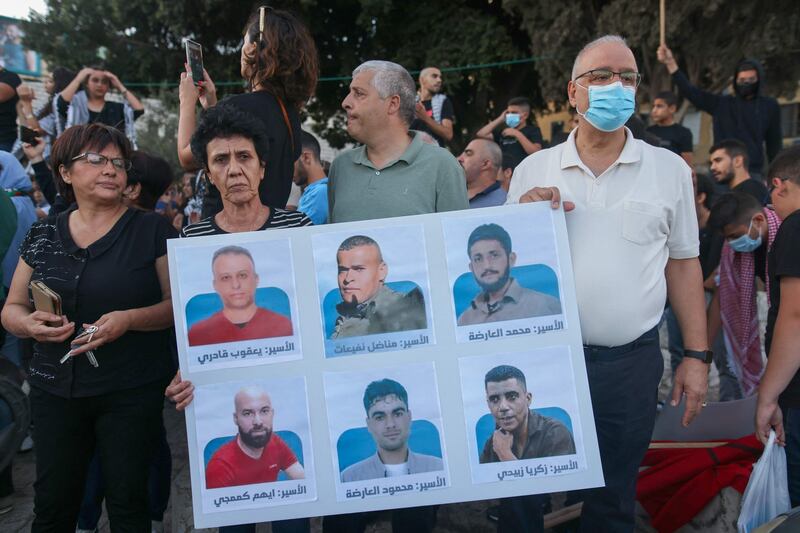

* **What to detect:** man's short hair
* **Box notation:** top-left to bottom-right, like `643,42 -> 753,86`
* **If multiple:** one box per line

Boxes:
473,138 -> 502,170
337,235 -> 383,261
484,365 -> 527,390
363,379 -> 408,414
190,104 -> 270,170
710,139 -> 749,169
696,173 -> 716,210
419,66 -> 439,80
352,60 -> 416,125
767,145 -> 800,186
212,245 -> 255,271
571,35 -> 630,80
507,96 -> 531,113
300,130 -> 321,162
654,91 -> 678,108
467,224 -> 512,257
708,192 -> 763,233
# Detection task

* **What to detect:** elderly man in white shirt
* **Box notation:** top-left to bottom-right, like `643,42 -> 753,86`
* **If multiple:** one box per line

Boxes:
504,35 -> 710,533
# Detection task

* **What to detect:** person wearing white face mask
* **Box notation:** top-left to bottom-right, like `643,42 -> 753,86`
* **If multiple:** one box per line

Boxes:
504,35 -> 709,532
706,192 -> 781,399
476,96 -> 543,170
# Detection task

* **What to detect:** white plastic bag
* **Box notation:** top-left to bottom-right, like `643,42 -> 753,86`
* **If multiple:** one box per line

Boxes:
737,430 -> 791,533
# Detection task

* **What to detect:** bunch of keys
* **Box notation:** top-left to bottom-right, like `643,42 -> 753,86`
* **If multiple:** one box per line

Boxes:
60,325 -> 100,367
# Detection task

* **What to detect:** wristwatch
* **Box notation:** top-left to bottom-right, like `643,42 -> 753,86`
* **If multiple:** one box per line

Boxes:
684,349 -> 713,364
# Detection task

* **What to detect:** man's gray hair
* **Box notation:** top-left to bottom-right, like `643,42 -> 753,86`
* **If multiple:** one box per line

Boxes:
571,35 -> 631,81
352,60 -> 416,125
481,139 -> 503,170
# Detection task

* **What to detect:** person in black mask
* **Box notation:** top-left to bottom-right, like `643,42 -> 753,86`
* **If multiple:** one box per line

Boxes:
658,44 -> 782,180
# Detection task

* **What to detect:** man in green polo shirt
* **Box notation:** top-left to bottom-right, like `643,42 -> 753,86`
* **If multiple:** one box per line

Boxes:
328,60 -> 468,224
324,61 -> 466,533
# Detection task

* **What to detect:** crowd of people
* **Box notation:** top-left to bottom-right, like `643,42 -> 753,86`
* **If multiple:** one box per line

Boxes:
0,5 -> 798,533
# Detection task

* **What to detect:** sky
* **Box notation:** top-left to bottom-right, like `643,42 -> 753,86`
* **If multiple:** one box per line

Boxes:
0,1 -> 47,20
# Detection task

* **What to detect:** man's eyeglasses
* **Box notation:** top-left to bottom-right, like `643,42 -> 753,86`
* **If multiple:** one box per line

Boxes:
71,152 -> 131,171
575,69 -> 642,88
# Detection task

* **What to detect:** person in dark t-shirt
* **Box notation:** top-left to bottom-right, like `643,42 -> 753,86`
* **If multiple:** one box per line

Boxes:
709,139 -> 769,205
755,146 -> 800,506
410,67 -> 454,147
0,67 -> 22,151
647,91 -> 693,166
476,96 -> 543,165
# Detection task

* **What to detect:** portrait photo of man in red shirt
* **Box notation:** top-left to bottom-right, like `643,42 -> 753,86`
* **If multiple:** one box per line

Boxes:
205,386 -> 305,489
188,245 -> 293,346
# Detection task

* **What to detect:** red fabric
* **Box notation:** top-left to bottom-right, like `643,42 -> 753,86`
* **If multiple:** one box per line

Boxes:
718,208 -> 781,396
188,307 -> 293,346
205,434 -> 298,489
636,435 -> 763,533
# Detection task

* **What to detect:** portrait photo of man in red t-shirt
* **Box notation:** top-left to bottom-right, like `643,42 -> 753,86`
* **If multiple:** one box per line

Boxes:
205,385 -> 305,489
188,245 -> 293,346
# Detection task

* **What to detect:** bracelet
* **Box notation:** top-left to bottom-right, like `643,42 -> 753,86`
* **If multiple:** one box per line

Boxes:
121,89 -> 128,96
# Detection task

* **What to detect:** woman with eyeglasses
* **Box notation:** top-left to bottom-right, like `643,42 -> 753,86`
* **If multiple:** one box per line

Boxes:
0,123 -> 177,531
177,6 -> 318,219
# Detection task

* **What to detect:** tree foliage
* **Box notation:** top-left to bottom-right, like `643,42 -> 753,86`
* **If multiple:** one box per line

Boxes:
23,0 -> 800,152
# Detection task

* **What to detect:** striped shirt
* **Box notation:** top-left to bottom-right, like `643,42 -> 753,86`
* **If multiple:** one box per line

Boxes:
180,208 -> 312,238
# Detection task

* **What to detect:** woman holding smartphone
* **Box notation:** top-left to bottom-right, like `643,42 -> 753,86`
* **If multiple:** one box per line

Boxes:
1,123 -> 176,531
177,6 -> 318,218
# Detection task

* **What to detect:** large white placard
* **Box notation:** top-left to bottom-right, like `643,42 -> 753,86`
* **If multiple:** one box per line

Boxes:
167,203 -> 603,528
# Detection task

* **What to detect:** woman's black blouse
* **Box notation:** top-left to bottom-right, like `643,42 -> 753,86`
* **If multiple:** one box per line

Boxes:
20,207 -> 177,398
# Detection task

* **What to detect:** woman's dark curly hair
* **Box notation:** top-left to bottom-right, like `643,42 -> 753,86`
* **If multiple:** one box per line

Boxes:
190,104 -> 270,170
241,7 -> 319,109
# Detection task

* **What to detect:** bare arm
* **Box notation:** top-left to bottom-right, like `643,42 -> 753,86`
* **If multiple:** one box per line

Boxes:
756,278 -> 800,445
60,67 -> 93,103
666,257 -> 709,427
0,82 -> 15,103
16,85 -> 40,130
177,71 -> 201,169
476,113 -> 505,140
105,71 -> 144,112
680,152 -> 694,167
413,102 -> 453,141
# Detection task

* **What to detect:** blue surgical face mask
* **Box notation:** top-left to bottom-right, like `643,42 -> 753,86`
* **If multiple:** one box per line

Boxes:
576,81 -> 635,132
505,113 -> 521,128
728,219 -> 762,253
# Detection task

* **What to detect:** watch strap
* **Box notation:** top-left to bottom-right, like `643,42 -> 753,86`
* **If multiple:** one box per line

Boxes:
684,349 -> 713,364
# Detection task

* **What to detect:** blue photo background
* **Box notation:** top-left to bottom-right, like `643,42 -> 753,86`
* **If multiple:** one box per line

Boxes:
453,264 -> 560,318
336,419 -> 442,472
475,407 -> 573,460
321,281 -> 422,339
203,430 -> 303,483
186,287 -> 291,329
